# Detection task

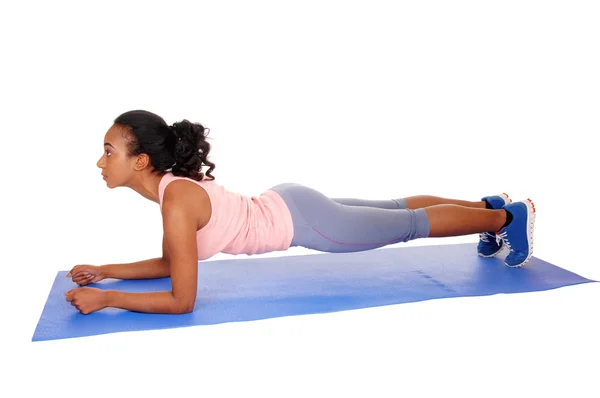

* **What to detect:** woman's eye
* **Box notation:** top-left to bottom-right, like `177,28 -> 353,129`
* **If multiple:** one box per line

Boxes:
106,151 -> 111,157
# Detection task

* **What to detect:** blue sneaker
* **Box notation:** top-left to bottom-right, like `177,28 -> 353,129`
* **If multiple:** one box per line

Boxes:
477,193 -> 512,257
496,199 -> 536,267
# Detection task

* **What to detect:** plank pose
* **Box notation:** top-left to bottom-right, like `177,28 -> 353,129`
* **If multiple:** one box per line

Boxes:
65,110 -> 536,315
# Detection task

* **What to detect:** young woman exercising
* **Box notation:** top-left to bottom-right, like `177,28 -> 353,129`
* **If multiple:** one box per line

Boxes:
65,110 -> 536,315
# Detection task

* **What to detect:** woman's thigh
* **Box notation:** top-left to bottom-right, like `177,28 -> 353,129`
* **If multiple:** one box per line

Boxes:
330,197 -> 409,209
270,183 -> 430,253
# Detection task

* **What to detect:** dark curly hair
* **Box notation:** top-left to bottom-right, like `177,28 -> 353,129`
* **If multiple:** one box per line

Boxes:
113,110 -> 215,181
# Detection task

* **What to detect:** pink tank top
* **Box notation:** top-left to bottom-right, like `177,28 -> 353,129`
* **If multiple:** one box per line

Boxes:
158,173 -> 294,260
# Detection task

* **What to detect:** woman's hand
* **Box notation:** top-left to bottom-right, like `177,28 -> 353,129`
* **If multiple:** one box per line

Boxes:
64,287 -> 110,315
67,264 -> 105,286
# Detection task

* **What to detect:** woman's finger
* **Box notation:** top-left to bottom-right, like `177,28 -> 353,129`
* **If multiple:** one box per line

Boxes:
73,272 -> 92,279
74,273 -> 94,281
71,271 -> 91,279
73,276 -> 90,285
67,265 -> 86,278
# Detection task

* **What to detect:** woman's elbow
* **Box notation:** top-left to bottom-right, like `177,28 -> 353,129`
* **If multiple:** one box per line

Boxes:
172,299 -> 195,314
180,303 -> 195,314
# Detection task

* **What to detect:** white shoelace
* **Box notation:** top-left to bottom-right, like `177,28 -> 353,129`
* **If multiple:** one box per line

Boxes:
479,232 -> 496,243
480,232 -> 511,251
496,231 -> 511,250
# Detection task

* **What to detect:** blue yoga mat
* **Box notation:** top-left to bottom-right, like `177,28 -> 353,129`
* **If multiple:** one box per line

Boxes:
32,243 -> 596,341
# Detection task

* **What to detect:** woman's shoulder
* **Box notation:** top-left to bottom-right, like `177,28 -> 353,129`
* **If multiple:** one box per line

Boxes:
162,176 -> 213,229
163,175 -> 213,202
161,173 -> 215,193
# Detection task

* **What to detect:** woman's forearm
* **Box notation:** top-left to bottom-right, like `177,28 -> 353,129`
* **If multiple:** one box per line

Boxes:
106,290 -> 193,314
100,257 -> 170,280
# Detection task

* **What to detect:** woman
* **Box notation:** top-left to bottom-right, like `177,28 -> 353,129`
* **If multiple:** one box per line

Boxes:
65,110 -> 536,315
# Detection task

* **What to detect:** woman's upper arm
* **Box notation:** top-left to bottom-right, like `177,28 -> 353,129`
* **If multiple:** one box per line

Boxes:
161,189 -> 199,312
162,232 -> 170,263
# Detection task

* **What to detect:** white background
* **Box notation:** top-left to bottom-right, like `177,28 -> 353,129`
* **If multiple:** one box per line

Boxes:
1,1 -> 599,397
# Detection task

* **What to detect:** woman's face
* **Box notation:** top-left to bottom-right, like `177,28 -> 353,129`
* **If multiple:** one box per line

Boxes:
96,124 -> 137,188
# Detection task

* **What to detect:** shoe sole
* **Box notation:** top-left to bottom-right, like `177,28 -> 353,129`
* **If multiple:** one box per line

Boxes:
499,192 -> 513,205
504,198 -> 536,267
477,193 -> 513,258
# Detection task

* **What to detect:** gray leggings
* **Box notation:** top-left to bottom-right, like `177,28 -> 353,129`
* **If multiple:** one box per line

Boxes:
269,183 -> 430,253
